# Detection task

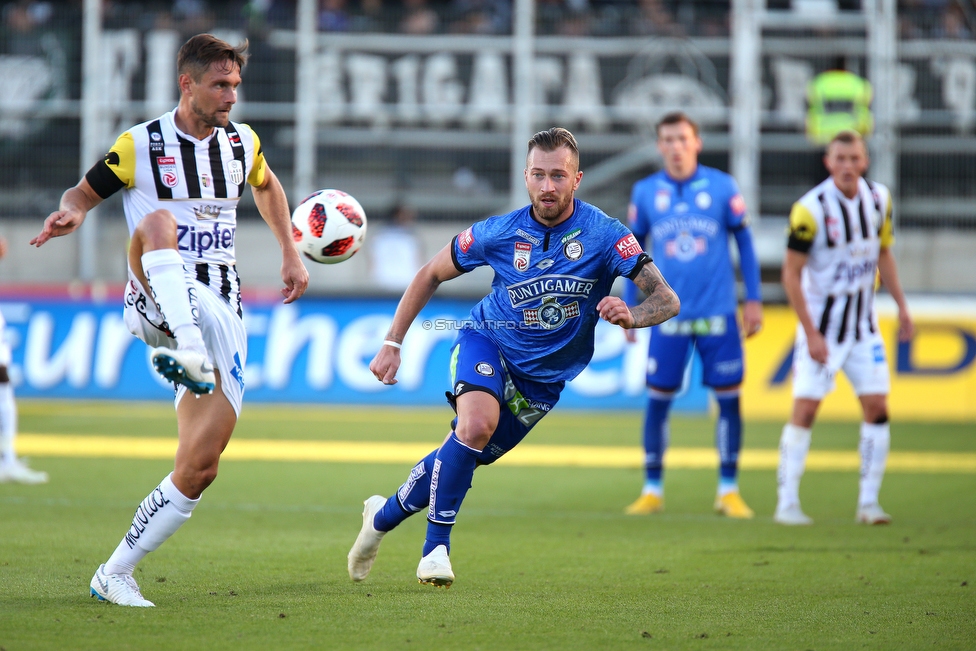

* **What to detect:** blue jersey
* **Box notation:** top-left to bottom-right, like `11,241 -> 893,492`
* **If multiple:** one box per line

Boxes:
628,165 -> 750,320
452,199 -> 648,383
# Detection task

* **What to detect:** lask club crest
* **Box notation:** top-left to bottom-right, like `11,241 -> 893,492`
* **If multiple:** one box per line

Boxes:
513,241 -> 532,272
226,160 -> 244,185
157,156 -> 179,188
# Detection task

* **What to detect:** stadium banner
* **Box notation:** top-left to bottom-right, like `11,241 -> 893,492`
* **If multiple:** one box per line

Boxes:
743,304 -> 976,422
0,296 -> 708,412
3,297 -> 973,419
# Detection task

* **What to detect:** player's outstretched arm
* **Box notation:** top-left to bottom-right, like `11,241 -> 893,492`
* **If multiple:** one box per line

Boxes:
877,247 -> 914,342
598,261 -> 679,329
369,244 -> 463,385
31,179 -> 103,247
253,166 -> 308,304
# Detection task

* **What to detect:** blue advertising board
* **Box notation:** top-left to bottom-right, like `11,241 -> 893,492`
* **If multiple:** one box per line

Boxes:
0,296 -> 708,411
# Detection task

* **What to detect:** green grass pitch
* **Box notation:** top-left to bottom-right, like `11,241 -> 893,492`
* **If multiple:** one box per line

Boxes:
1,401 -> 973,650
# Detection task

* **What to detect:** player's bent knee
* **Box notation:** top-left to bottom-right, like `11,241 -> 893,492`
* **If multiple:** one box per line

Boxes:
455,417 -> 496,450
134,210 -> 179,246
177,465 -> 219,497
138,209 -> 177,229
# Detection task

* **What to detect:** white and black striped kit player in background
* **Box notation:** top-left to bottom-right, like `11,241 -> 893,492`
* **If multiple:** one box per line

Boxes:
776,130 -> 913,527
31,34 -> 308,606
0,236 -> 48,485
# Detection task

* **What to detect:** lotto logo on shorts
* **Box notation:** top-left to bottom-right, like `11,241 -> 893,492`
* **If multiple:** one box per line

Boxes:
614,234 -> 642,259
873,343 -> 885,363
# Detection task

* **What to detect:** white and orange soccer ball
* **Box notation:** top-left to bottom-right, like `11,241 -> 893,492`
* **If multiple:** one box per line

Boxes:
291,189 -> 368,264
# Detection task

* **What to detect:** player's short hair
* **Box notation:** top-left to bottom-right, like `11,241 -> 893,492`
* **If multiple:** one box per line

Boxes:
655,111 -> 700,137
826,129 -> 866,154
527,127 -> 580,170
178,34 -> 249,82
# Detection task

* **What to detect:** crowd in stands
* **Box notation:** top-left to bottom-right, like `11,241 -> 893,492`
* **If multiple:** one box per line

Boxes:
2,0 -> 973,56
899,0 -> 975,39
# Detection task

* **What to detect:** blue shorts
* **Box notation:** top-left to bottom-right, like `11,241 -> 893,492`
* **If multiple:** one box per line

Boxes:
448,328 -> 563,465
646,313 -> 744,391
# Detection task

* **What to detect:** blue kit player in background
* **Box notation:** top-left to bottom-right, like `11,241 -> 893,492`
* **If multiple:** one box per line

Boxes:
347,127 -> 679,588
624,111 -> 763,519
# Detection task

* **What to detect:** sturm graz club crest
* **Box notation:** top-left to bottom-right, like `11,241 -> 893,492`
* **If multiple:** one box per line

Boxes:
563,239 -> 584,261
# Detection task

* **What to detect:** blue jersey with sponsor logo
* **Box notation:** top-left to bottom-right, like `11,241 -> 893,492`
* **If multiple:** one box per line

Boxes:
452,199 -> 647,383
629,165 -> 748,320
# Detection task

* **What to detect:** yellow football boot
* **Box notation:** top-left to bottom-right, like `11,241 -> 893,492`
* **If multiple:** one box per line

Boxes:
714,491 -> 754,519
624,493 -> 664,515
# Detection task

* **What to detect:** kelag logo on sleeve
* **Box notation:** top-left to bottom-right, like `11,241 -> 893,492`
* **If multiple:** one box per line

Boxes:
614,234 -> 642,259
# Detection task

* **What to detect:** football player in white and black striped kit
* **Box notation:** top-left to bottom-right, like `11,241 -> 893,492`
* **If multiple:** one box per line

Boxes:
776,130 -> 913,526
32,34 -> 308,606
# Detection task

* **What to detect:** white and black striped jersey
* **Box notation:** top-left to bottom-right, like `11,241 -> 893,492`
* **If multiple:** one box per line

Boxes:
787,177 -> 895,345
86,108 -> 268,317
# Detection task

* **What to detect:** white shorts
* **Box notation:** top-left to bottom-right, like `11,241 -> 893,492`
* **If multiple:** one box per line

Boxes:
791,325 -> 891,400
123,271 -> 247,416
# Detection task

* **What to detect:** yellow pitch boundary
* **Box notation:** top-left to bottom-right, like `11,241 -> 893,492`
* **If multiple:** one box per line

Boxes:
15,434 -> 976,473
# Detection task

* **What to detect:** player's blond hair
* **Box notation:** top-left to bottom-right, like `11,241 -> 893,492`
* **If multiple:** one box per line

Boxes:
527,127 -> 580,170
178,34 -> 249,82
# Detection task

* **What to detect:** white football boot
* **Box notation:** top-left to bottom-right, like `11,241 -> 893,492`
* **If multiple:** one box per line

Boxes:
774,503 -> 814,526
348,495 -> 388,581
856,504 -> 892,525
90,564 -> 155,607
0,458 -> 48,484
151,346 -> 215,395
417,545 -> 454,588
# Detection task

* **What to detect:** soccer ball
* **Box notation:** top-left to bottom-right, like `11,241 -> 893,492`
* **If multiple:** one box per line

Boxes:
291,189 -> 368,264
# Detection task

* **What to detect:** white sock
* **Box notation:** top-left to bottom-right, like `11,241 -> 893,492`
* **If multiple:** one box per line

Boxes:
858,422 -> 890,508
0,382 -> 16,463
641,481 -> 663,497
777,424 -> 811,510
104,473 -> 199,575
141,249 -> 204,350
717,479 -> 738,497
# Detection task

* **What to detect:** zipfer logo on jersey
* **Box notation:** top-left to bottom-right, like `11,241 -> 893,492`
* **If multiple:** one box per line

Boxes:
178,223 -> 236,258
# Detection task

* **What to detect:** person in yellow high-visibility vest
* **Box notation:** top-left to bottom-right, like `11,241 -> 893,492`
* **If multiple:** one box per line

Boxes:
806,68 -> 873,145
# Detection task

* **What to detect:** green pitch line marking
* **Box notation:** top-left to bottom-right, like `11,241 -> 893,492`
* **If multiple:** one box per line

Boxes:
16,434 -> 976,473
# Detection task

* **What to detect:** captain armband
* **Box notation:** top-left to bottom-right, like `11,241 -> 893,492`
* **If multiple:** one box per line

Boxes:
84,158 -> 126,200
787,226 -> 815,253
626,252 -> 652,280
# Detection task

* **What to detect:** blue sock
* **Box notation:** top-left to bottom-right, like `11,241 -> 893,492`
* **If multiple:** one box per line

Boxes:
642,393 -> 672,493
716,392 -> 742,492
422,433 -> 479,556
373,449 -> 437,532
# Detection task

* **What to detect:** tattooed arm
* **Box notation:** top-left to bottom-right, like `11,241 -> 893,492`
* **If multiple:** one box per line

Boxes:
597,261 -> 679,328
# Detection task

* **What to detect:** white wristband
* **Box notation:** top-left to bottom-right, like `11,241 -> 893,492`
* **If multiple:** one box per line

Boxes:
383,340 -> 402,349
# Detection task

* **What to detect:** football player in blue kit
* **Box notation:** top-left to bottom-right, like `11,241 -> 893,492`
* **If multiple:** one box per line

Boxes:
347,127 -> 680,587
623,111 -> 763,519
